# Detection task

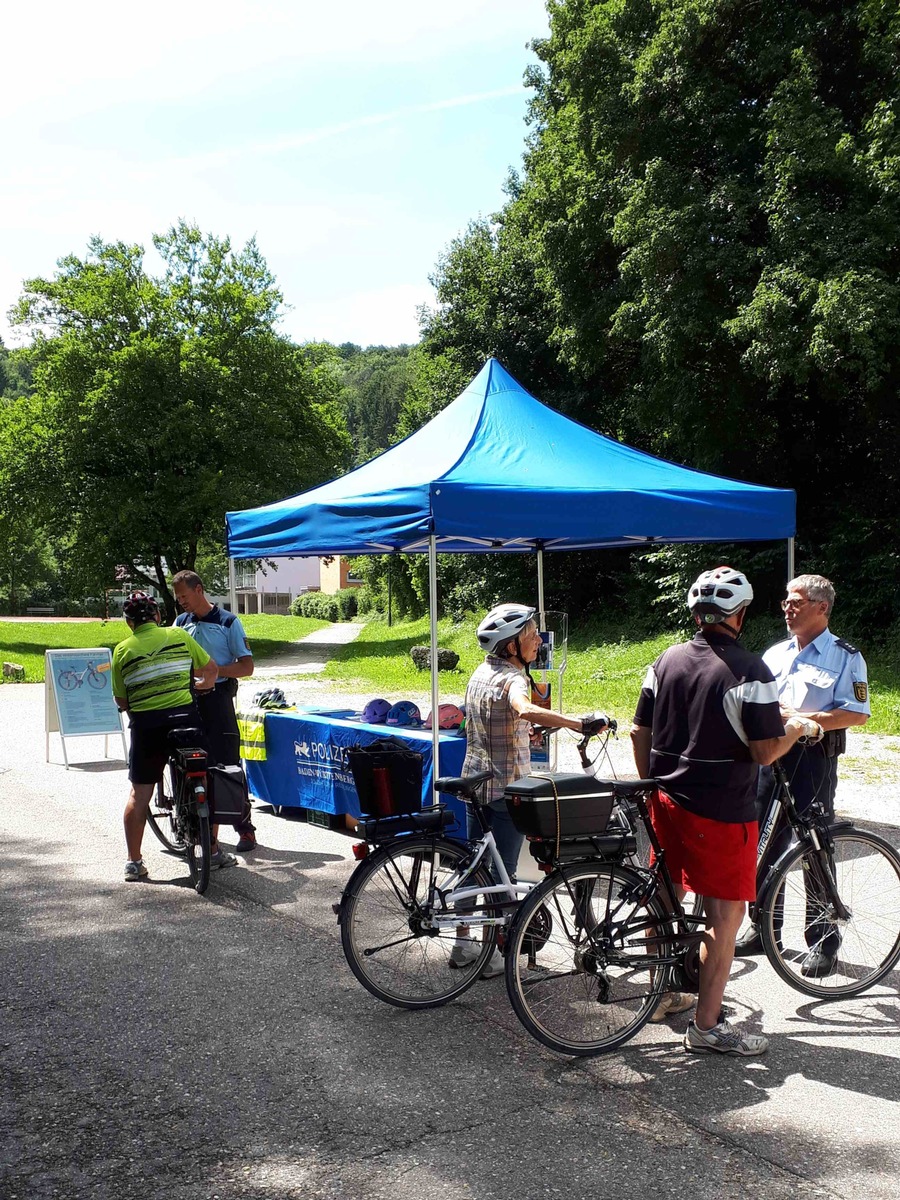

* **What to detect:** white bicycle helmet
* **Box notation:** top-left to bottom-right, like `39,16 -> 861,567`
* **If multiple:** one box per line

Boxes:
476,603 -> 536,655
687,566 -> 754,624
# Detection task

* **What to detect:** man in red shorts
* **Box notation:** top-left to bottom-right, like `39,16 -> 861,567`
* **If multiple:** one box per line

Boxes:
631,567 -> 822,1056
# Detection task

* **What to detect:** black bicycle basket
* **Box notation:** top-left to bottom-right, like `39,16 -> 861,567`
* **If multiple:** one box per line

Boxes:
348,737 -> 424,819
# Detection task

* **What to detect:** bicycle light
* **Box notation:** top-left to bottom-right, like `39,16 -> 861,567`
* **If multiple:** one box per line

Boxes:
352,842 -> 370,861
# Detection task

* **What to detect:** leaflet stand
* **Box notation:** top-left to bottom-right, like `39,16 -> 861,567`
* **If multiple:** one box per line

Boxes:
529,611 -> 568,772
45,649 -> 127,769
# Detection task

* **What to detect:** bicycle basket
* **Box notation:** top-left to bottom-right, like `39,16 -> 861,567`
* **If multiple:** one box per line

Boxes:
348,738 -> 424,818
505,773 -> 615,840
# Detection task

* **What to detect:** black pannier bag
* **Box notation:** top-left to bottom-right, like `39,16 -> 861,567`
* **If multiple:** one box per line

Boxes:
505,773 -> 615,840
207,764 -> 251,825
348,737 -> 424,819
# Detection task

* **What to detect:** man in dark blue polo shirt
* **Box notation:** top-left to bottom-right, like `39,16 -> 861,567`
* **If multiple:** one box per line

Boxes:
172,570 -> 257,852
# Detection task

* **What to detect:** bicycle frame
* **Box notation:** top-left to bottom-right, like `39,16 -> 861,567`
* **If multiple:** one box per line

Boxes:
426,827 -> 533,933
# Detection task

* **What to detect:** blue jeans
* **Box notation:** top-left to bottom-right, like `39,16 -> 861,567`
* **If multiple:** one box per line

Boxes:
468,799 -> 523,882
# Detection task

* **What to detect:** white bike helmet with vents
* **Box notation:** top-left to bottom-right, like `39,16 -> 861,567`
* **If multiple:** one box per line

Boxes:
476,603 -> 536,654
687,567 -> 754,624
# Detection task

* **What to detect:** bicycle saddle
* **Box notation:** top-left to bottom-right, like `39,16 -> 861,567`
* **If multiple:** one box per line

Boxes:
167,727 -> 205,747
595,778 -> 660,797
435,770 -> 493,799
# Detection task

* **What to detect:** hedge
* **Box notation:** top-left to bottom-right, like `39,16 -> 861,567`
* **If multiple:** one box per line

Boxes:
290,587 -> 359,622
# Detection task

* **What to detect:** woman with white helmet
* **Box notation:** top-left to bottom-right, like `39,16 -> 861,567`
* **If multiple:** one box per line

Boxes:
453,603 -> 610,977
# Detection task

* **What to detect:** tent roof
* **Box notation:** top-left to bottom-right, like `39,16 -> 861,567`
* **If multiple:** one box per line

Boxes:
226,359 -> 795,558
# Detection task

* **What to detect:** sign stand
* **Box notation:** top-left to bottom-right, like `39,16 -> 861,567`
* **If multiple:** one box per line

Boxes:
45,649 -> 127,769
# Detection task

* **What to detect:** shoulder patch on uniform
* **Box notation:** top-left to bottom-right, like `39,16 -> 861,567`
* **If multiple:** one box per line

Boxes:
835,638 -> 859,655
853,681 -> 868,703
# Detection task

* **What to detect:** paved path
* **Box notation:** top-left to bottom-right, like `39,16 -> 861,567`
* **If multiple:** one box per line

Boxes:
1,684 -> 899,1200
250,621 -> 364,679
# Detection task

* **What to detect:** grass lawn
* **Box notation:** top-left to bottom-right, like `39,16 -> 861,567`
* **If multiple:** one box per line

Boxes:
0,614 -> 329,683
320,614 -> 900,735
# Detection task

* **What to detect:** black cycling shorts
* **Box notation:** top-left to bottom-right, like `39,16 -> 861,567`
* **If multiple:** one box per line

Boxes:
127,706 -> 199,786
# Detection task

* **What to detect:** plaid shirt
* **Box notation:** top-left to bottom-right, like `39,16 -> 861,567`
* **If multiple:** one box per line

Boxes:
462,656 -> 530,801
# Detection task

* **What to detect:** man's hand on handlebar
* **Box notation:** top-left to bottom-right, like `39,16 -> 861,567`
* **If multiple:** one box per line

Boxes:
579,712 -> 616,737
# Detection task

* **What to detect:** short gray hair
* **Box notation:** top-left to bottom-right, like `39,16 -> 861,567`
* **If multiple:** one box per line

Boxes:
789,574 -> 834,615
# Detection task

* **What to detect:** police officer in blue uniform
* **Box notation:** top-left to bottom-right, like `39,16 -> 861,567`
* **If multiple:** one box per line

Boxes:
172,570 -> 258,853
736,574 -> 870,975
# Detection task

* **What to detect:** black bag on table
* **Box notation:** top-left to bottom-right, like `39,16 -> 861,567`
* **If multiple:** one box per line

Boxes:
207,763 -> 251,825
348,737 -> 424,818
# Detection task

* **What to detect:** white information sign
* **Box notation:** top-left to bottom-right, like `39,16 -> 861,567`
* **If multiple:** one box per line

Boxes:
45,648 -> 127,768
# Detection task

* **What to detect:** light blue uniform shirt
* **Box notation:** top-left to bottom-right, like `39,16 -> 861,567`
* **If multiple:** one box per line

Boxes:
762,628 -> 870,716
175,606 -> 251,686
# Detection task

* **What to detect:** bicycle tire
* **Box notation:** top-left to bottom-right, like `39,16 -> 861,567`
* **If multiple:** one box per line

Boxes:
87,670 -> 106,689
146,765 -> 187,854
505,862 -> 670,1056
341,837 -> 497,1009
186,798 -> 212,895
59,672 -> 76,691
758,827 -> 900,998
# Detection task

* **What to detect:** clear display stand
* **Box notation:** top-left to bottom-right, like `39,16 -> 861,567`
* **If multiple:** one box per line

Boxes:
529,610 -> 568,772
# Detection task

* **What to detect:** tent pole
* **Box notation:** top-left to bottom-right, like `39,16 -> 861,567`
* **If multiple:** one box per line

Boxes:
787,537 -> 795,585
228,557 -> 237,614
428,535 -> 440,806
536,547 -> 545,616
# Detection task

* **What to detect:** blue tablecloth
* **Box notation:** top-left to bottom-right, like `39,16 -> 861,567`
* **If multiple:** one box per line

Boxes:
245,709 -> 468,827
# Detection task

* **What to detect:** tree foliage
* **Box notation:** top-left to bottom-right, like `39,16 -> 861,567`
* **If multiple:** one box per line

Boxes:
7,223 -> 350,619
417,0 -> 900,629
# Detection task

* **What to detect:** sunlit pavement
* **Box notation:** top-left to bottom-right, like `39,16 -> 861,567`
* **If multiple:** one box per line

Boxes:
2,683 -> 898,1200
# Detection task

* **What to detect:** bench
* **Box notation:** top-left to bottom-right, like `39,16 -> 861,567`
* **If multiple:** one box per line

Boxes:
26,607 -> 54,616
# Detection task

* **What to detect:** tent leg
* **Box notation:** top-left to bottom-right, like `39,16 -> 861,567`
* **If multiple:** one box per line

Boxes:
428,536 -> 440,807
787,538 -> 795,585
228,557 -> 238,614
536,547 -> 545,616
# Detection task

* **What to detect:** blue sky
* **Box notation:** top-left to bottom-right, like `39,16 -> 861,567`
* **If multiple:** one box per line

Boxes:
1,1 -> 549,349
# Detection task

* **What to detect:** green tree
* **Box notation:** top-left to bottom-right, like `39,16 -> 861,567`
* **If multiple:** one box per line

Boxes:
420,0 -> 900,627
8,224 -> 351,621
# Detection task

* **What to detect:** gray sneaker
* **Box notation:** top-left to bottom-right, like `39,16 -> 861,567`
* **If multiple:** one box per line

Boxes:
684,1019 -> 768,1057
479,948 -> 505,979
650,991 -> 695,1022
209,849 -> 238,870
124,859 -> 149,882
448,938 -> 482,969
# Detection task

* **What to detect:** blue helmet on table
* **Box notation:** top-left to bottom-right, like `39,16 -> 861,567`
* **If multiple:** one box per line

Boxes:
386,701 -> 422,727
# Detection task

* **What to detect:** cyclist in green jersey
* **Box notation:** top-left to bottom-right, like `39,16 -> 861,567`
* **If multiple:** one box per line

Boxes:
112,591 -> 222,882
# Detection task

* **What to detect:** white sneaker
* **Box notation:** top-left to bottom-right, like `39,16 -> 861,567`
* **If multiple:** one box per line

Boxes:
684,1019 -> 768,1057
124,859 -> 149,882
480,948 -> 504,979
448,938 -> 482,969
650,991 -> 695,1022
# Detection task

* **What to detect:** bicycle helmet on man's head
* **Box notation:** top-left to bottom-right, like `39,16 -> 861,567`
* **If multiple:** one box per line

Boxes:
687,567 -> 753,624
123,591 -> 160,623
476,603 -> 536,655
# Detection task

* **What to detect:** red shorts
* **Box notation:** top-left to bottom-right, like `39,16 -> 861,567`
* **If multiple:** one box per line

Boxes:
649,791 -> 757,902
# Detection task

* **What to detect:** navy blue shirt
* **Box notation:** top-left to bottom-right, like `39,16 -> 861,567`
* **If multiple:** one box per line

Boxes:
633,630 -> 785,823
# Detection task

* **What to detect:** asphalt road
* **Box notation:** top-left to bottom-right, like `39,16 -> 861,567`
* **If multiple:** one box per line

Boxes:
2,683 -> 899,1200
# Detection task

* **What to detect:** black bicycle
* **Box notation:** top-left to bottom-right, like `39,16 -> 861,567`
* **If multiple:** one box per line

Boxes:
503,747 -> 900,1056
145,729 -> 212,894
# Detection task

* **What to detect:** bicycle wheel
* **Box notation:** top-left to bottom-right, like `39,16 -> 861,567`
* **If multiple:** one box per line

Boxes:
87,670 -> 106,689
59,672 -> 76,690
341,837 -> 497,1009
186,799 -> 211,895
759,828 -> 900,998
505,862 -> 670,1056
146,765 -> 187,854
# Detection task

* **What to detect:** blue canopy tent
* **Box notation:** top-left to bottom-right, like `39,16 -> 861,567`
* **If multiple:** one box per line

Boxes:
227,358 -> 796,779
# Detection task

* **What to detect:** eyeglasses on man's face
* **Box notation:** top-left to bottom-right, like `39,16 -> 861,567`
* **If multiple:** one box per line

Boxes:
781,597 -> 815,612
